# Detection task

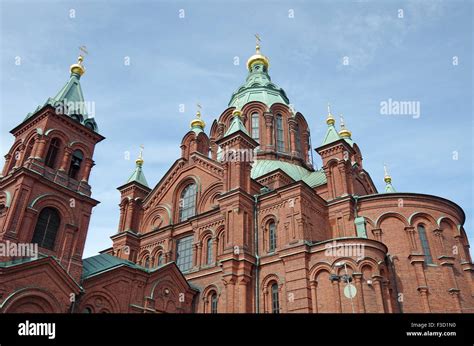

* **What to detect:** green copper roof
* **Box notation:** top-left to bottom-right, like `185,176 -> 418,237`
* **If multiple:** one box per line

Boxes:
251,159 -> 327,188
228,62 -> 289,108
321,124 -> 342,146
82,253 -> 146,280
25,70 -> 99,132
224,115 -> 250,137
126,161 -> 149,187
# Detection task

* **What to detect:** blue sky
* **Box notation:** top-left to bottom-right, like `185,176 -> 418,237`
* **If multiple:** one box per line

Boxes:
1,0 -> 472,257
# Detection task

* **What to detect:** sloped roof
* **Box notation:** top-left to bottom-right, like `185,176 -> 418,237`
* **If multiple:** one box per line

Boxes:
224,115 -> 250,137
126,163 -> 149,187
251,159 -> 326,188
82,253 -> 147,280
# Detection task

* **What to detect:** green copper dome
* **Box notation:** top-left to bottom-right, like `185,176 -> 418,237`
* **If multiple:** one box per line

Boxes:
228,62 -> 290,108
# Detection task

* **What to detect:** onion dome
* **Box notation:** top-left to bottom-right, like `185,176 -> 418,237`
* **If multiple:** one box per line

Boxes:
70,55 -> 85,76
338,115 -> 352,138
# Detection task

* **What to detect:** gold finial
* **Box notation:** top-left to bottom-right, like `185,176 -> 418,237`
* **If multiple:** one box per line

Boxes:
326,103 -> 335,126
338,114 -> 352,138
136,145 -> 144,166
70,46 -> 88,76
247,33 -> 270,70
232,96 -> 243,117
255,33 -> 261,53
190,103 -> 206,129
384,164 -> 392,184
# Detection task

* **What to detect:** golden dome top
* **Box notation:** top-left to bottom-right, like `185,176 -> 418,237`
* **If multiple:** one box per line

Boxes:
326,103 -> 335,126
247,34 -> 270,70
232,108 -> 243,117
384,164 -> 392,183
136,145 -> 144,166
190,109 -> 205,129
70,55 -> 85,76
338,115 -> 352,138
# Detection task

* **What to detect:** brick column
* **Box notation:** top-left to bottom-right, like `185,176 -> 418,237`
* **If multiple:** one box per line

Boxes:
288,117 -> 297,156
59,147 -> 73,171
352,273 -> 366,313
371,275 -> 386,313
264,112 -> 274,150
404,226 -> 418,251
81,158 -> 94,182
409,254 -> 431,312
238,277 -> 250,313
310,281 -> 318,313
330,274 -> 342,313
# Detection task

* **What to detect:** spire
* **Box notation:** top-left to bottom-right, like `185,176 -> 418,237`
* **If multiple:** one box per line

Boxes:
224,100 -> 250,137
383,164 -> 396,193
25,50 -> 99,132
338,115 -> 352,138
321,104 -> 342,146
126,145 -> 149,187
190,103 -> 206,133
247,33 -> 270,71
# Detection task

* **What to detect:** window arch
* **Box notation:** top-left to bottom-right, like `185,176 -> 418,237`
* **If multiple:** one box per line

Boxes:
68,149 -> 83,180
251,112 -> 259,142
176,235 -> 194,272
271,282 -> 280,313
268,221 -> 277,252
157,253 -> 164,267
32,207 -> 61,250
144,257 -> 150,269
45,138 -> 61,168
210,292 -> 218,313
417,224 -> 433,264
206,237 -> 213,265
179,183 -> 197,222
276,114 -> 284,152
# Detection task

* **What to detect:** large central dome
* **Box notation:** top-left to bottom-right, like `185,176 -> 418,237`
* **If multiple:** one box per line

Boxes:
228,47 -> 289,108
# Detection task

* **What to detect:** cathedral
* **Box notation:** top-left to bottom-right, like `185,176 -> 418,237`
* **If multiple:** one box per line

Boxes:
0,42 -> 472,314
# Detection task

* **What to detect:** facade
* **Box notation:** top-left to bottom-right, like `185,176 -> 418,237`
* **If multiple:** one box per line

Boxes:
0,43 -> 473,314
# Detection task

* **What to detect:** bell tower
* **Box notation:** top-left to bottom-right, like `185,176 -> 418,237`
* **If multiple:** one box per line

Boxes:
0,55 -> 104,281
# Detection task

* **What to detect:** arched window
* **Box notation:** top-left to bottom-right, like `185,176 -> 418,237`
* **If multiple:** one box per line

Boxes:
417,224 -> 433,264
251,113 -> 259,142
157,253 -> 164,267
271,283 -> 280,313
179,183 -> 197,222
144,257 -> 150,269
68,149 -> 83,180
82,307 -> 92,313
268,221 -> 276,252
206,238 -> 213,264
276,115 -> 284,152
32,207 -> 60,250
45,138 -> 61,168
210,292 -> 218,313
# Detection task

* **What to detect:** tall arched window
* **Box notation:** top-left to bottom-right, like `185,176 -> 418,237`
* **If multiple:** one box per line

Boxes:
144,257 -> 150,269
210,292 -> 218,313
176,235 -> 194,272
276,115 -> 284,152
417,224 -> 433,264
32,207 -> 60,250
68,149 -> 83,180
271,283 -> 280,313
179,183 -> 197,222
45,138 -> 61,168
268,221 -> 276,252
157,253 -> 164,267
206,238 -> 213,264
251,113 -> 259,142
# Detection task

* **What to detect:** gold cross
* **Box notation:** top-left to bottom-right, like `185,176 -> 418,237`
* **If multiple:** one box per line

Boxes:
196,103 -> 202,117
139,144 -> 144,159
255,33 -> 261,46
79,45 -> 88,56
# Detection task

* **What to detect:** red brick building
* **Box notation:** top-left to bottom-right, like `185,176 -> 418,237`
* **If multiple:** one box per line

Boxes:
0,45 -> 473,314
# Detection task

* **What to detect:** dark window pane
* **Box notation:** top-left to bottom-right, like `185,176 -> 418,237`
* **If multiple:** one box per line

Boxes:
179,184 -> 197,222
211,293 -> 218,313
45,138 -> 61,168
68,150 -> 83,180
269,222 -> 277,252
176,236 -> 194,272
271,283 -> 280,313
418,225 -> 433,264
32,207 -> 60,250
